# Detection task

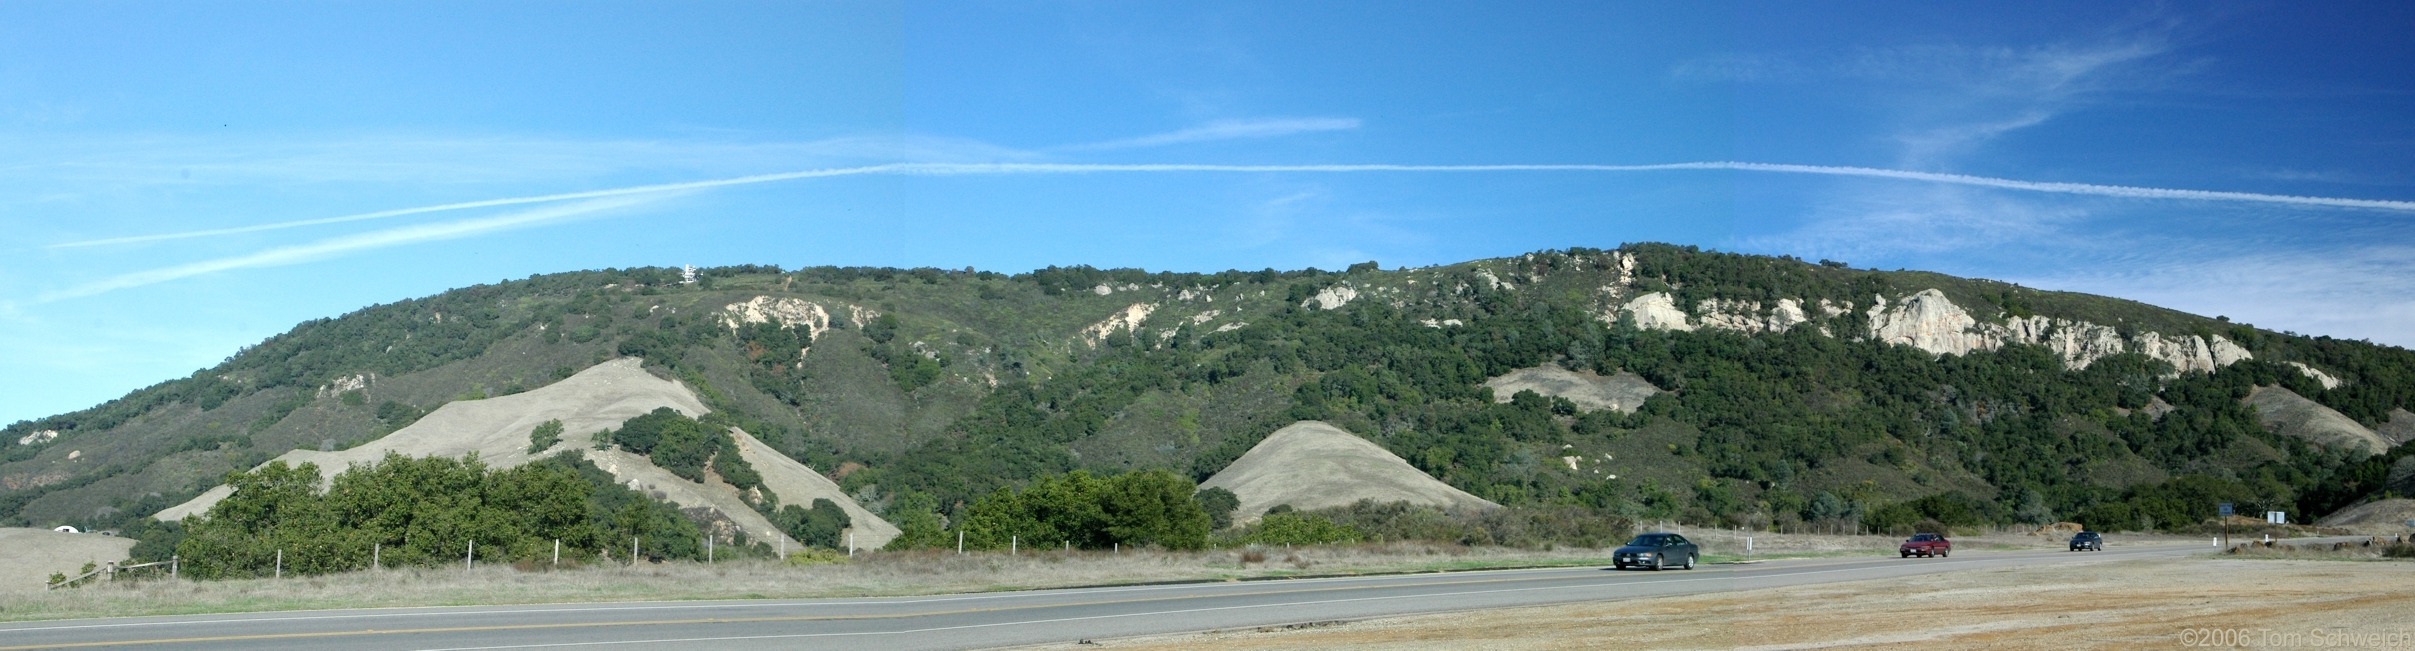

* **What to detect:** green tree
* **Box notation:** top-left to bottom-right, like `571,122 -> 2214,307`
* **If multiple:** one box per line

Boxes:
527,419 -> 565,454
1195,487 -> 1240,531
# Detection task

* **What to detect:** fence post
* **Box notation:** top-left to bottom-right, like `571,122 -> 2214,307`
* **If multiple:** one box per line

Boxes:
632,536 -> 639,566
554,539 -> 561,566
373,543 -> 380,571
707,536 -> 714,564
466,540 -> 474,570
957,530 -> 964,555
275,549 -> 282,579
170,555 -> 178,579
1012,536 -> 1017,556
778,537 -> 785,559
848,533 -> 854,557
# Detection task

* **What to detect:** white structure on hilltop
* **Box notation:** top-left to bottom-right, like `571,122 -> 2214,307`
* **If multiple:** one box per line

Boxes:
681,265 -> 698,285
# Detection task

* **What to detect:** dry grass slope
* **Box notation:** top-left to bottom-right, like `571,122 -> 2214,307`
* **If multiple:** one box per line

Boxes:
2314,498 -> 2415,532
156,358 -> 708,520
1201,421 -> 1497,524
731,428 -> 898,548
0,528 -> 135,593
148,359 -> 897,550
2244,386 -> 2391,455
2378,408 -> 2415,447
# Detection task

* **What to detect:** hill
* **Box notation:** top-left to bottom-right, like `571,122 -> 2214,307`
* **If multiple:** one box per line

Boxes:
4,244 -> 2413,544
2244,386 -> 2393,455
1201,421 -> 1497,523
153,358 -> 893,550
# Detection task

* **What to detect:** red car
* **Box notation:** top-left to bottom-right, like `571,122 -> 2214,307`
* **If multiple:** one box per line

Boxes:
1899,533 -> 1951,558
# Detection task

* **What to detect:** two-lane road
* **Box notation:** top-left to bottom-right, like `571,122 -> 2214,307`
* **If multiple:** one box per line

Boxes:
0,543 -> 2204,650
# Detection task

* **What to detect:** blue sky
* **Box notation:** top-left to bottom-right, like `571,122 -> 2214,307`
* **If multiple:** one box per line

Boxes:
4,2 -> 2412,425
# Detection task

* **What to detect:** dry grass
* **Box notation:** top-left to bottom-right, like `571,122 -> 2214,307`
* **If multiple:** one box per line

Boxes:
0,543 -> 1634,622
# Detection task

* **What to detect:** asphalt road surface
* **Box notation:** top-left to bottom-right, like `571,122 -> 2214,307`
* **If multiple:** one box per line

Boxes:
0,543 -> 2209,651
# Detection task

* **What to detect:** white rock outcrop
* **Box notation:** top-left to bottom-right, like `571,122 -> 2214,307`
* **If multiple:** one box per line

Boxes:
1694,298 -> 1809,334
1081,303 -> 1157,346
1617,292 -> 1695,331
16,430 -> 57,446
1302,285 -> 1359,310
1868,289 -> 1990,356
318,373 -> 375,397
2288,362 -> 2344,390
721,296 -> 832,341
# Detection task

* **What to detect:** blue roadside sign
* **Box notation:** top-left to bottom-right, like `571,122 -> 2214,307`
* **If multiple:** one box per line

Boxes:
2218,503 -> 2234,517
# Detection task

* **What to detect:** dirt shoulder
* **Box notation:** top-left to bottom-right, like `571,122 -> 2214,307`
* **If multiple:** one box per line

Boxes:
1075,556 -> 2415,650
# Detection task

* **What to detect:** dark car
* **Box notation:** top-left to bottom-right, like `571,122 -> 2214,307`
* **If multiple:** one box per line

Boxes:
1899,532 -> 1951,558
2069,531 -> 2104,551
1613,533 -> 1699,571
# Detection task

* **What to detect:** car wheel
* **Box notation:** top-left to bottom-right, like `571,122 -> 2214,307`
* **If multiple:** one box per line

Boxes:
1900,551 -> 1910,558
1652,556 -> 1664,571
1682,554 -> 1696,570
1940,549 -> 1949,558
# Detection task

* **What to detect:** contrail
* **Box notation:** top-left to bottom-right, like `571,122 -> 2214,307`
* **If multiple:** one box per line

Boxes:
52,161 -> 2415,248
44,196 -> 652,301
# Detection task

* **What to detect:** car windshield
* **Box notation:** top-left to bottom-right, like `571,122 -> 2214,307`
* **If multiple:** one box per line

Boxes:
1624,535 -> 1668,547
1910,534 -> 1938,541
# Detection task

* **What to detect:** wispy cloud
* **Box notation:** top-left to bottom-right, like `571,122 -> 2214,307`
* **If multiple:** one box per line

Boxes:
1061,117 -> 1361,151
0,133 -> 1036,187
43,196 -> 655,301
1676,36 -> 2175,165
53,160 -> 2415,250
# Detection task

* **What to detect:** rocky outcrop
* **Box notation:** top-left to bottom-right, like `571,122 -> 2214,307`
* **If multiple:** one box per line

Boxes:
2000,317 -> 2127,368
1858,289 -> 2251,374
2132,333 -> 2200,373
2287,362 -> 2343,390
1081,303 -> 1157,346
317,373 -> 375,397
15,430 -> 57,447
721,296 -> 832,340
1868,290 -> 1990,356
1617,292 -> 1694,331
1302,285 -> 1358,310
1695,298 -> 1808,334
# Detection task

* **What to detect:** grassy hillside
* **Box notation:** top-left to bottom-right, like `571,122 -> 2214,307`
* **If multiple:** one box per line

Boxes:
5,244 -> 2412,537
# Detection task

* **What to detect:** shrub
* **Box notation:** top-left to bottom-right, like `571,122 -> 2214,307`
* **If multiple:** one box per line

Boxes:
1195,487 -> 1239,531
527,419 -> 564,454
1231,512 -> 1363,546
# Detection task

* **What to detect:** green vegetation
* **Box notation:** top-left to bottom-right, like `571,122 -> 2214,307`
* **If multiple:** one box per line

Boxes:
604,408 -> 762,493
171,452 -> 706,579
1194,486 -> 1239,530
917,469 -> 1212,551
6,245 -> 2412,544
1223,501 -> 1632,549
769,499 -> 851,549
526,419 -> 564,454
